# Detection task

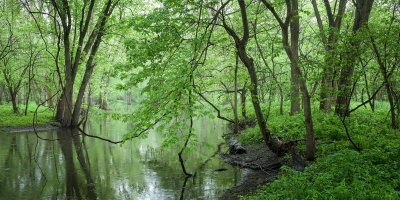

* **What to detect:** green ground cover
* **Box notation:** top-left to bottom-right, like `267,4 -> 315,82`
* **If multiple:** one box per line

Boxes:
0,103 -> 57,129
237,102 -> 400,199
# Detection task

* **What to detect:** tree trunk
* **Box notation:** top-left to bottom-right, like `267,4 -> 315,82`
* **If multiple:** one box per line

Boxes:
127,91 -> 132,105
312,0 -> 348,113
290,0 -> 316,160
240,84 -> 247,119
262,0 -> 316,159
289,0 -> 301,115
370,36 -> 398,129
24,84 -> 31,116
17,92 -> 22,105
239,49 -> 280,153
335,0 -> 374,116
72,63 -> 95,126
8,88 -> 18,114
234,53 -> 239,135
223,0 -> 281,154
40,85 -> 46,104
72,23 -> 105,126
32,82 -> 40,106
55,93 -> 65,121
290,69 -> 301,115
99,69 -> 111,110
46,86 -> 54,107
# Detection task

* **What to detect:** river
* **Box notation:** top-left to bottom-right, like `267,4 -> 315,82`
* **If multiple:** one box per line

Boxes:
0,117 -> 241,199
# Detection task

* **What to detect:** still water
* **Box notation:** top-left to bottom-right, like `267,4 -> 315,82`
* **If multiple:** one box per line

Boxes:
0,118 -> 241,199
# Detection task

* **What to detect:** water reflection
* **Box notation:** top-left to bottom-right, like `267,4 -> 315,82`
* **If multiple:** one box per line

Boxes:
0,118 -> 241,199
57,129 -> 96,199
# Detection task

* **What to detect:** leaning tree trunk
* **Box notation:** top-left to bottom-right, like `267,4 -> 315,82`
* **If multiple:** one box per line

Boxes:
223,0 -> 281,154
238,48 -> 280,153
72,25 -> 105,126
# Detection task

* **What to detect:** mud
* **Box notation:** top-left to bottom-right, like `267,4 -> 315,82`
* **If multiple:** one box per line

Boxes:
219,143 -> 283,200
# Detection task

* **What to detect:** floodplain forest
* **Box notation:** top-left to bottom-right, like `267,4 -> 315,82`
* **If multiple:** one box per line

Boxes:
0,0 -> 400,199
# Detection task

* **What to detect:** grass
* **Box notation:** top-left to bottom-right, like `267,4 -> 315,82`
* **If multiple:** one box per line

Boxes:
0,103 -> 57,129
235,101 -> 400,199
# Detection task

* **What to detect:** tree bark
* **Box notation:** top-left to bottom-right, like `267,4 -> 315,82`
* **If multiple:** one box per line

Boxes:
240,84 -> 247,119
234,53 -> 239,135
335,0 -> 374,116
8,87 -> 18,114
55,93 -> 65,121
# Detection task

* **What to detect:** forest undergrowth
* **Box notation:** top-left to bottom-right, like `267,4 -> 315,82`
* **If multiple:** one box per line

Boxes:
236,101 -> 400,199
0,103 -> 56,129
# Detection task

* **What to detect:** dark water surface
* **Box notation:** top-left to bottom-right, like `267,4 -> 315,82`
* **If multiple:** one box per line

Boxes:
0,118 -> 241,199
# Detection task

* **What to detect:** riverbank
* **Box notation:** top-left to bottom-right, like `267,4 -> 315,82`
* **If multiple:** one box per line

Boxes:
219,143 -> 281,200
220,103 -> 400,199
0,104 -> 59,133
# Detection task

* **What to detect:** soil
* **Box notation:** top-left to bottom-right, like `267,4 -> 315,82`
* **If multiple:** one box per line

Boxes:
219,143 -> 284,200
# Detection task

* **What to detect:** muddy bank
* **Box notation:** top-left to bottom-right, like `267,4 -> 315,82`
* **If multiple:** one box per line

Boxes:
220,168 -> 279,200
219,143 -> 283,200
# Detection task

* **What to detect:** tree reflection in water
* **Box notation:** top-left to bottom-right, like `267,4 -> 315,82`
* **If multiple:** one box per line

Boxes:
0,118 -> 241,199
58,128 -> 96,199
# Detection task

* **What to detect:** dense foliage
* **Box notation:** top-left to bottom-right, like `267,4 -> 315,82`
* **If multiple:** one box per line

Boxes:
1,0 -> 400,198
